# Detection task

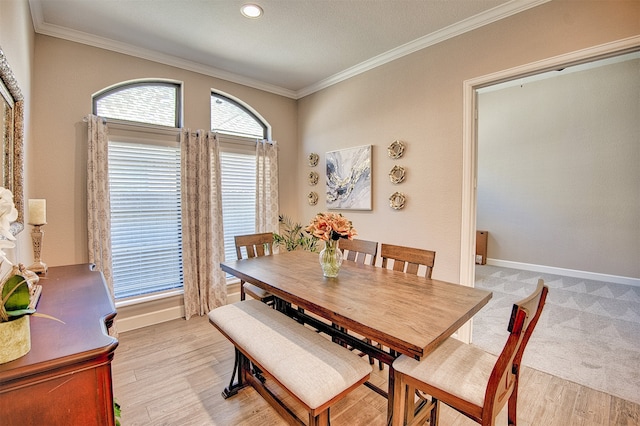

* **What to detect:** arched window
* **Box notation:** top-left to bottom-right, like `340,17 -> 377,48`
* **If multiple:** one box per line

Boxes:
94,81 -> 181,127
211,92 -> 266,139
93,81 -> 183,300
89,82 -> 272,300
211,91 -> 269,262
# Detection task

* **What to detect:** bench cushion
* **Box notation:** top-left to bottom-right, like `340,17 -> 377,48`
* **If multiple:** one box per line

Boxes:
209,300 -> 371,410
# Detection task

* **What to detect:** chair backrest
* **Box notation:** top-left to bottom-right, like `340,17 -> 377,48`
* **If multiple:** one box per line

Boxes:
379,243 -> 436,278
339,238 -> 378,266
484,279 -> 548,420
235,232 -> 274,260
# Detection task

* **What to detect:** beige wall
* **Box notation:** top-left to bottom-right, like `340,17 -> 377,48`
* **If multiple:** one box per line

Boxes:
297,1 -> 640,283
2,0 -> 640,285
478,58 -> 640,278
29,36 -> 298,267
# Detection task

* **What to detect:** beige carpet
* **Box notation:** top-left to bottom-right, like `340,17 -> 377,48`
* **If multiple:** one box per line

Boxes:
473,265 -> 640,405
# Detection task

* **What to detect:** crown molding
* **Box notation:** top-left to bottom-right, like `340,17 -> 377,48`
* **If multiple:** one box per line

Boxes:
29,0 -> 550,100
29,1 -> 297,99
297,0 -> 551,98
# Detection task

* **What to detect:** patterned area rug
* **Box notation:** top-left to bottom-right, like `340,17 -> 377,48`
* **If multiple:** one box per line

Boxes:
473,265 -> 640,405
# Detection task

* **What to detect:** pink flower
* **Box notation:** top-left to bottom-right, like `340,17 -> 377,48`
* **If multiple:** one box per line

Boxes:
306,212 -> 357,242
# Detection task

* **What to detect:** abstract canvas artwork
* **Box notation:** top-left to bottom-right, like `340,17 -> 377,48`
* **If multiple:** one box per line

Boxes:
326,145 -> 372,210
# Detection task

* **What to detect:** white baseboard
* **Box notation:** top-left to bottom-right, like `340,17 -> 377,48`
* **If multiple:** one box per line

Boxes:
116,305 -> 185,332
486,259 -> 640,287
228,290 -> 241,303
116,286 -> 243,332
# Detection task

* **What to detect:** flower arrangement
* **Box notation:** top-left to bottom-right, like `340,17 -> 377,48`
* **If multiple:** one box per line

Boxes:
306,212 -> 357,277
306,212 -> 357,241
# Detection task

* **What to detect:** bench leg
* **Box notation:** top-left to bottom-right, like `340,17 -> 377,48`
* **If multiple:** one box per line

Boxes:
222,348 -> 250,398
310,407 -> 330,426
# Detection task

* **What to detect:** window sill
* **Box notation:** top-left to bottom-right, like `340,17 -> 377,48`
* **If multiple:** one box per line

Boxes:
115,279 -> 239,308
115,288 -> 184,309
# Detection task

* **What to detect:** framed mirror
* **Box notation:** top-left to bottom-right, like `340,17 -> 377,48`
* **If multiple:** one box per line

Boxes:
0,46 -> 25,236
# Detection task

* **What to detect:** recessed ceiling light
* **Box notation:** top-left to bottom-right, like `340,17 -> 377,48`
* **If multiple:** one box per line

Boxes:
241,4 -> 263,19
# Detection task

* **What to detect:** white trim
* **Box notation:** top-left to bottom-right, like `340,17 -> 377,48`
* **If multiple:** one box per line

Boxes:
457,74 -> 479,344
30,0 -> 549,99
461,36 -> 640,292
116,304 -> 185,332
298,0 -> 551,98
115,283 -> 241,332
115,288 -> 183,308
31,15 -> 297,99
486,259 -> 640,287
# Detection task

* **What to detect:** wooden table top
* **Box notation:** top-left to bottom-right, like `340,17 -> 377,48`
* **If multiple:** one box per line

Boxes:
0,264 -> 118,383
221,250 -> 492,359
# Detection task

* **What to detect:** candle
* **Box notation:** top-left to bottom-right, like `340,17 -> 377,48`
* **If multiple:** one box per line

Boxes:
29,199 -> 47,225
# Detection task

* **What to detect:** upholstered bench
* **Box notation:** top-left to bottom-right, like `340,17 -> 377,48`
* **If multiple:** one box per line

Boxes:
209,299 -> 372,426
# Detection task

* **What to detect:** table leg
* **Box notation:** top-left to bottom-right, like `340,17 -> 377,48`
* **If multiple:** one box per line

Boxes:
387,364 -> 395,425
222,348 -> 249,398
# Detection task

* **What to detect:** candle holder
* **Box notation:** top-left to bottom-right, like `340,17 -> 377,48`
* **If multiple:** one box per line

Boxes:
28,223 -> 48,275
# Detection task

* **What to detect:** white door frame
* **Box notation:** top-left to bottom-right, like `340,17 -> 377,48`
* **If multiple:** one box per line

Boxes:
457,35 -> 640,343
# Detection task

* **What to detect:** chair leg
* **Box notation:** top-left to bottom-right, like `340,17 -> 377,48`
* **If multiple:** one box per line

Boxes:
507,383 -> 518,426
429,397 -> 440,426
391,372 -> 407,426
240,281 -> 246,301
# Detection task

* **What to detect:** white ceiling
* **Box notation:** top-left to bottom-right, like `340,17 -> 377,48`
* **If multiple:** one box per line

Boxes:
29,0 -> 549,99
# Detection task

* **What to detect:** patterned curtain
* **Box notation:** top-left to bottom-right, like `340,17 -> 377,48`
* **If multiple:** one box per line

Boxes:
86,114 -> 117,335
181,130 -> 227,319
256,140 -> 279,233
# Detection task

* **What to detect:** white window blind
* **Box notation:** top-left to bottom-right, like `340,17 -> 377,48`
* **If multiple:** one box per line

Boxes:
211,93 -> 265,139
108,140 -> 183,299
220,148 -> 256,263
95,82 -> 179,127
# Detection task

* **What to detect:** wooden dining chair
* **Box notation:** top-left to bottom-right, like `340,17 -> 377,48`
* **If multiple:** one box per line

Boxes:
380,243 -> 436,278
340,238 -> 378,265
391,279 -> 549,426
360,243 -> 437,370
234,232 -> 275,305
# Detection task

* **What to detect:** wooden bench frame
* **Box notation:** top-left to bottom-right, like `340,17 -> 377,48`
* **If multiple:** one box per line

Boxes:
209,300 -> 372,426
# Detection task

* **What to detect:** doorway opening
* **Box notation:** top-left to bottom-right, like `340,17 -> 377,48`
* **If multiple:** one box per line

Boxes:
457,36 -> 640,343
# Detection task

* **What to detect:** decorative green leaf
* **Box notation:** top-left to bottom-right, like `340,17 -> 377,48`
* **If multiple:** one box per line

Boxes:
1,274 -> 30,311
6,308 -> 36,317
32,312 -> 65,324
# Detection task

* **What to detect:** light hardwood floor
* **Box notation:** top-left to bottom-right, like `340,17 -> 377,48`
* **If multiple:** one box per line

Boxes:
112,315 -> 640,425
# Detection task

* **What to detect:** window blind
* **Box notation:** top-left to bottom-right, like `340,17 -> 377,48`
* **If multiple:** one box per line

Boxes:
220,150 -> 256,263
108,140 -> 183,299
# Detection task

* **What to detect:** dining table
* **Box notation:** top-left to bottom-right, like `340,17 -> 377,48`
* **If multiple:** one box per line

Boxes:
220,249 -> 492,424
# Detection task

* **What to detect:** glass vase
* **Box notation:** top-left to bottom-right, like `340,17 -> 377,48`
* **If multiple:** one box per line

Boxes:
319,239 -> 343,278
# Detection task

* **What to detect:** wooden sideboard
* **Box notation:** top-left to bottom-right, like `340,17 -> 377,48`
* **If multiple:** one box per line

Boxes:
0,264 -> 118,425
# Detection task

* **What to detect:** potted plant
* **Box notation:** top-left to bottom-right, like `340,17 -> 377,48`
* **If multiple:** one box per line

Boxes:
0,267 -> 37,363
273,214 -> 319,252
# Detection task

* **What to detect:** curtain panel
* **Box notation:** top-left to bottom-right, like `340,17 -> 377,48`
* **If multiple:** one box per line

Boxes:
86,114 -> 117,335
256,140 -> 279,233
181,130 -> 227,319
